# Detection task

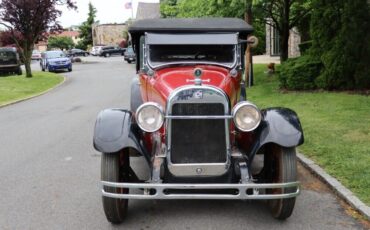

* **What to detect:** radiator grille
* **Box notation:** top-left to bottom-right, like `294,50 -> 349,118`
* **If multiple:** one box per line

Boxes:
170,103 -> 227,164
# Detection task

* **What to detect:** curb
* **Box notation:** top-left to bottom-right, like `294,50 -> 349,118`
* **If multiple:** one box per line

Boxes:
0,75 -> 66,109
297,152 -> 370,220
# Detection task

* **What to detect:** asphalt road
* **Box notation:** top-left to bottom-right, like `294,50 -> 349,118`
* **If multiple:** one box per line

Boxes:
0,57 -> 366,230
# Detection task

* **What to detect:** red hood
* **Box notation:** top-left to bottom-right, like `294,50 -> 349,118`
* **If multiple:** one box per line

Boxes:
146,65 -> 241,107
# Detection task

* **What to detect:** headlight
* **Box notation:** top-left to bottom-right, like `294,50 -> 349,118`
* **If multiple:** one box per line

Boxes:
136,102 -> 164,132
232,101 -> 261,132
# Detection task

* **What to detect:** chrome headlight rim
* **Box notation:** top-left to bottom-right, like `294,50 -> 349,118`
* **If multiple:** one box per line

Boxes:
135,102 -> 164,132
232,101 -> 262,132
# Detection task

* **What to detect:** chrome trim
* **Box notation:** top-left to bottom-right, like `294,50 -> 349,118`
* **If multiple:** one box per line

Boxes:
166,115 -> 233,120
166,85 -> 231,177
101,181 -> 300,200
231,101 -> 262,132
135,102 -> 165,132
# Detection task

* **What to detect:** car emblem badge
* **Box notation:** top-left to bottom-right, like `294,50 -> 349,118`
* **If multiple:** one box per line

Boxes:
193,90 -> 203,99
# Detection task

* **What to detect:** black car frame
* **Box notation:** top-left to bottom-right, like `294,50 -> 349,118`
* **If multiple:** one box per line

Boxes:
0,47 -> 22,75
93,18 -> 304,224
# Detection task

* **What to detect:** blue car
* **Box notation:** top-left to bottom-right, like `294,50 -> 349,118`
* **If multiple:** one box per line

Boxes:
40,51 -> 72,72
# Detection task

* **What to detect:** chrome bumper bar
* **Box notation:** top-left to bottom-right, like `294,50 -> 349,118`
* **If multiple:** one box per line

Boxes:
101,181 -> 300,200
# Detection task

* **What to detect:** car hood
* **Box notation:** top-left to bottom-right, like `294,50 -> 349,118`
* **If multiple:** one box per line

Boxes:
47,57 -> 70,62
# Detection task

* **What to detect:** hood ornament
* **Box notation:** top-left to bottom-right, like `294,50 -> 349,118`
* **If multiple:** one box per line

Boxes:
193,68 -> 203,86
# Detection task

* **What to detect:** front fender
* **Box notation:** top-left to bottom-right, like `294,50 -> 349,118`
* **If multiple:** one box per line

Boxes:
93,109 -> 149,161
257,107 -> 304,147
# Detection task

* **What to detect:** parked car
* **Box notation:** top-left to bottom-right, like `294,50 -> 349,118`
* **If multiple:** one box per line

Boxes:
0,47 -> 22,75
67,48 -> 89,57
40,50 -> 72,72
99,46 -> 125,57
91,45 -> 104,56
93,18 -> 304,224
123,46 -> 136,63
31,50 -> 42,60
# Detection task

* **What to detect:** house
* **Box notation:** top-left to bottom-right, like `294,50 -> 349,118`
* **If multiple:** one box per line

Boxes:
136,2 -> 160,20
92,23 -> 128,46
55,30 -> 81,45
265,20 -> 301,58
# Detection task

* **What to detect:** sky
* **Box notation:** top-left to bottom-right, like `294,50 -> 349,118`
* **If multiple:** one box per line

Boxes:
58,0 -> 159,27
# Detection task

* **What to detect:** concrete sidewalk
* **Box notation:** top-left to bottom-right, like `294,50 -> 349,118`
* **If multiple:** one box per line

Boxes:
253,54 -> 280,64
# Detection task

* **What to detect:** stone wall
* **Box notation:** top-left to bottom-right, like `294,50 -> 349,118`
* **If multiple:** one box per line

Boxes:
92,24 -> 127,46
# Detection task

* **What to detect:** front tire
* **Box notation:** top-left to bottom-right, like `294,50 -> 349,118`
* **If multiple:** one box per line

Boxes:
264,144 -> 297,220
105,53 -> 110,58
101,151 -> 129,224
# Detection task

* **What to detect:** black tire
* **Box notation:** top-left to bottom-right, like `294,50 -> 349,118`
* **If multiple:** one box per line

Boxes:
264,144 -> 297,220
101,151 -> 129,224
127,60 -> 131,64
68,67 -> 72,72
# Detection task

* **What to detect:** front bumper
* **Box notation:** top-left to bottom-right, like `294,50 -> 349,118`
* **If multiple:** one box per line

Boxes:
48,63 -> 71,70
101,181 -> 300,200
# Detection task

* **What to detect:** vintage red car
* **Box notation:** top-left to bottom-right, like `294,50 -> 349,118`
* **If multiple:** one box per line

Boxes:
93,18 -> 304,224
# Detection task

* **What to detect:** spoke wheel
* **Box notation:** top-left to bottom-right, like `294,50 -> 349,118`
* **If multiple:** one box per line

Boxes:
101,150 -> 130,224
265,144 -> 297,220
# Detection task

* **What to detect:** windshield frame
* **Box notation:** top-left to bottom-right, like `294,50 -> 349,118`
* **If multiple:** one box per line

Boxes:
147,44 -> 238,70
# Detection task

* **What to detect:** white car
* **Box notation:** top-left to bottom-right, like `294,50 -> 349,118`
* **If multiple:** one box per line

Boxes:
31,50 -> 42,60
91,46 -> 104,56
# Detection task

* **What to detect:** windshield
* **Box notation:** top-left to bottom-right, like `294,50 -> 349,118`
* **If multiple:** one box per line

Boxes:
148,45 -> 236,68
0,50 -> 16,60
46,51 -> 66,59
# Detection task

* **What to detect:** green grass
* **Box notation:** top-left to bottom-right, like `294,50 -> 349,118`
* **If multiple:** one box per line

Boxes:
249,64 -> 370,205
0,72 -> 64,106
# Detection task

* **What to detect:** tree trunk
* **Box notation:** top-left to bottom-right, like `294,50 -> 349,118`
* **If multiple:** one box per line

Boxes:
23,43 -> 33,78
280,0 -> 290,62
280,29 -> 289,62
245,0 -> 253,86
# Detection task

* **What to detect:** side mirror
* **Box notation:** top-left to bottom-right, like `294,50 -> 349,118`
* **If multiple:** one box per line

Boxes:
247,36 -> 259,48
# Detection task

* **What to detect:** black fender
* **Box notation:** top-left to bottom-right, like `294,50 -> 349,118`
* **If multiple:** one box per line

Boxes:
238,107 -> 304,174
130,77 -> 143,113
93,109 -> 150,163
257,107 -> 304,148
245,108 -> 304,166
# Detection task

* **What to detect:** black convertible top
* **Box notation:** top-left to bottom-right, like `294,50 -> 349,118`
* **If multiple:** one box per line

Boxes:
129,18 -> 253,72
129,18 -> 253,35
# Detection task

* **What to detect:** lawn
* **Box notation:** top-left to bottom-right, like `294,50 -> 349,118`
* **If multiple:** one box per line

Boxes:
249,64 -> 370,206
0,71 -> 64,106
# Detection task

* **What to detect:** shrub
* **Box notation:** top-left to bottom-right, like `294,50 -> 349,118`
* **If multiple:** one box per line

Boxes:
309,0 -> 370,90
279,55 -> 322,90
298,40 -> 312,55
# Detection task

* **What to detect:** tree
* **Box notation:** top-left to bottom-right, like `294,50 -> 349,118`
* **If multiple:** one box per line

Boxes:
48,36 -> 74,50
255,0 -> 312,61
0,0 -> 76,78
310,0 -> 370,89
78,2 -> 97,50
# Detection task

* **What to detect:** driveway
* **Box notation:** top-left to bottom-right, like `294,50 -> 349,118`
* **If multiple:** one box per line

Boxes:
0,56 -> 366,229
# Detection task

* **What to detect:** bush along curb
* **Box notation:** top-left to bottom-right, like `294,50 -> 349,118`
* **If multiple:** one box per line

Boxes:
0,76 -> 66,109
297,153 -> 370,220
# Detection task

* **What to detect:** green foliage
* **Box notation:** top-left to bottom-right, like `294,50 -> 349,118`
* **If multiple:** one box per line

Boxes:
47,36 -> 74,50
298,40 -> 312,55
310,0 -> 370,90
279,55 -> 322,90
160,0 -> 266,53
78,2 -> 97,50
